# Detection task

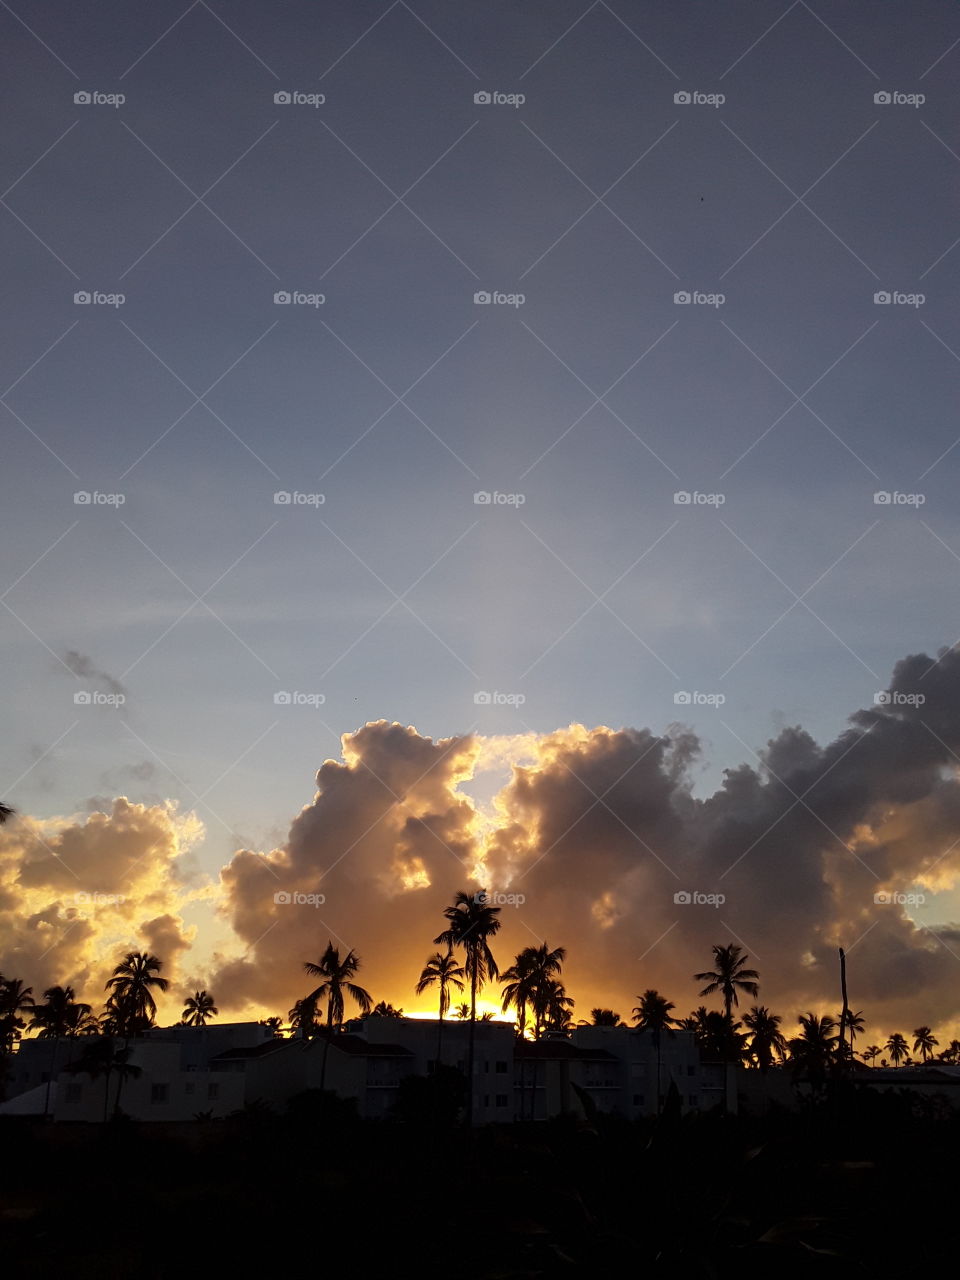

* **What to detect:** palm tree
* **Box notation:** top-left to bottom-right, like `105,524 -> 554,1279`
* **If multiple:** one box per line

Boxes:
0,802 -> 14,823
587,1008 -> 624,1026
435,889 -> 501,1123
370,1001 -> 403,1017
632,989 -> 676,1031
104,952 -> 168,1037
27,985 -> 95,1117
694,944 -> 760,1019
861,1044 -> 882,1065
885,1032 -> 909,1066
937,1039 -> 960,1063
788,1013 -> 838,1085
416,950 -> 465,1066
65,1036 -> 142,1121
304,942 -> 373,1091
260,1016 -> 284,1038
743,1005 -> 787,1070
288,996 -> 318,1038
912,1025 -> 938,1063
0,976 -> 34,1053
454,1003 -> 469,1020
838,1008 -> 865,1062
181,990 -> 218,1027
541,978 -> 574,1032
633,989 -> 677,1111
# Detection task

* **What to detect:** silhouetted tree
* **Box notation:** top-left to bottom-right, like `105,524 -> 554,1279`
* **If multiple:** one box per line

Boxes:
304,941 -> 373,1090
912,1025 -> 938,1063
743,1005 -> 787,1070
416,950 -> 465,1065
104,952 -> 168,1037
885,1032 -> 909,1066
694,944 -> 760,1019
181,990 -> 218,1026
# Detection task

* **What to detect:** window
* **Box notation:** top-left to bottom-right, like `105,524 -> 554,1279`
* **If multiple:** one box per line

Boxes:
496,1094 -> 508,1107
65,1083 -> 82,1104
150,1084 -> 169,1104
208,1083 -> 219,1100
496,1060 -> 508,1073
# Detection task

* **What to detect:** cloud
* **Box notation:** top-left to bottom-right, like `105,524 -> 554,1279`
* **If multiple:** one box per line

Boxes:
62,650 -> 127,699
6,649 -> 960,1043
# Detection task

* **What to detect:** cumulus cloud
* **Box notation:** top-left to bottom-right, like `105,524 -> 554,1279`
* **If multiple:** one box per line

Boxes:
5,649 -> 960,1042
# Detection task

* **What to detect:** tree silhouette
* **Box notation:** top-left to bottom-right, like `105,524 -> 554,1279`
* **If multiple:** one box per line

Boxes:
743,1005 -> 786,1070
435,890 -> 501,1123
912,1025 -> 938,1063
632,989 -> 676,1031
0,975 -> 34,1053
104,952 -> 168,1037
65,1036 -> 142,1121
370,1001 -> 403,1017
788,1013 -> 838,1086
861,1044 -> 882,1065
885,1032 -> 909,1066
181,990 -> 218,1026
586,1008 -> 624,1026
416,950 -> 465,1066
694,944 -> 760,1019
28,985 -> 95,1116
304,942 -> 372,1091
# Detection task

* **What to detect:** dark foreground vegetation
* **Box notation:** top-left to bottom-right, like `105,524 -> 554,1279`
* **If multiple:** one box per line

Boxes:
0,1083 -> 955,1278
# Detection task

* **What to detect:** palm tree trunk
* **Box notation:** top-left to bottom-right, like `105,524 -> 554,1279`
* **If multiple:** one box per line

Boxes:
320,999 -> 332,1092
44,1037 -> 59,1118
467,964 -> 477,1126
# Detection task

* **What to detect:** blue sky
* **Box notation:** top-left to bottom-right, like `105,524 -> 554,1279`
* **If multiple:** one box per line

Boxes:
3,2 -> 960,1024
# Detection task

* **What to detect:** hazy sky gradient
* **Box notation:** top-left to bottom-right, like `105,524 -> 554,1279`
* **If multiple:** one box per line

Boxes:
3,1 -> 960,1029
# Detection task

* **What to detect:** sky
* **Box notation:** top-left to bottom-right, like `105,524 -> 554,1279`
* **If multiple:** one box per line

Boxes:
2,0 -> 960,1045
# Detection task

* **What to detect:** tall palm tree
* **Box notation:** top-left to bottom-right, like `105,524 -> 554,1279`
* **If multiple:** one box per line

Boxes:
861,1044 -> 882,1065
181,990 -> 218,1027
912,1025 -> 938,1063
288,996 -> 317,1038
885,1032 -> 909,1066
633,989 -> 677,1112
104,952 -> 168,1037
416,950 -> 465,1066
435,889 -> 501,1123
304,942 -> 373,1091
541,978 -> 574,1032
28,985 -> 94,1117
743,1005 -> 787,1070
694,944 -> 760,1019
0,976 -> 34,1053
